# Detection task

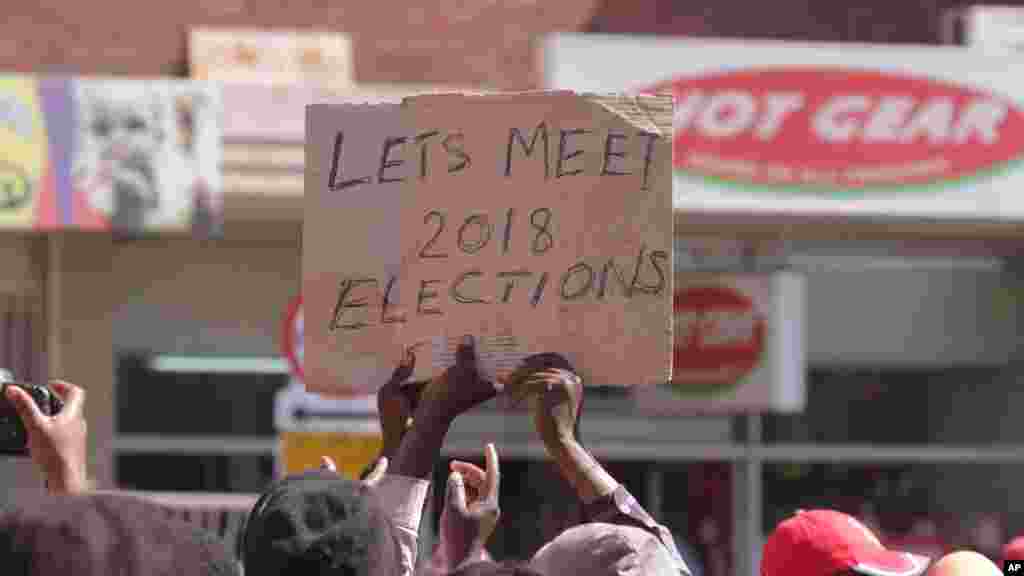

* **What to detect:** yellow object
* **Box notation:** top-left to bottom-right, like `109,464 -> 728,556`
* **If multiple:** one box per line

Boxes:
279,431 -> 383,480
0,76 -> 45,228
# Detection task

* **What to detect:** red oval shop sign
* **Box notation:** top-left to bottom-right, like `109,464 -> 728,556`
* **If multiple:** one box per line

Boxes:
656,67 -> 1024,191
282,296 -> 303,381
672,285 -> 766,393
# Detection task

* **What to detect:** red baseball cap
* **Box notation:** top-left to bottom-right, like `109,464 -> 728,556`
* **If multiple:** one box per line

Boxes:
1004,536 -> 1024,562
762,509 -> 930,576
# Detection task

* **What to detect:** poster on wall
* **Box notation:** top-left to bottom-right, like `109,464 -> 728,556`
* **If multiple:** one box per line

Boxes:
0,76 -> 222,235
634,271 -> 806,413
544,34 -> 1024,223
303,92 -> 673,394
0,76 -> 57,229
66,78 -> 223,235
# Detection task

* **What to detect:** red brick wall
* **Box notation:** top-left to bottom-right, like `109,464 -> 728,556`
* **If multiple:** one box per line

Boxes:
0,0 -> 599,89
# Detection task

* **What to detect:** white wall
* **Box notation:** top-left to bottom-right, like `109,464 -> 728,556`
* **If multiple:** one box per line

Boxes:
805,267 -> 1019,366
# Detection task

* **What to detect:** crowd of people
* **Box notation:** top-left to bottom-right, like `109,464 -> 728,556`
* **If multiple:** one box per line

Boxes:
0,336 -> 1019,574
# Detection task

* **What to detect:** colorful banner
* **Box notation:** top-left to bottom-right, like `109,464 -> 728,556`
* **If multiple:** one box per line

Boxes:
0,76 -> 56,229
0,76 -> 221,235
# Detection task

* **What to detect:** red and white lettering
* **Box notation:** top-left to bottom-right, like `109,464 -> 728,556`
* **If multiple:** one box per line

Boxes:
698,91 -> 757,138
813,95 -> 870,143
755,93 -> 804,141
899,97 -> 954,144
952,99 -> 1008,144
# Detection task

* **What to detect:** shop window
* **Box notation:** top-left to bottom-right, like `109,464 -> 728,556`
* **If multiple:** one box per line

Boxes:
116,453 -> 274,493
116,353 -> 287,436
763,367 -> 1011,445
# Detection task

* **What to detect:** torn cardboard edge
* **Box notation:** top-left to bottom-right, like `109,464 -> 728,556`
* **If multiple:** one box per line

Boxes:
306,91 -> 673,137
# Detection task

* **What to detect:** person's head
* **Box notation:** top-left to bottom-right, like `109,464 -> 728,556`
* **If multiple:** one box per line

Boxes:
761,509 -> 929,576
927,551 -> 1001,576
531,522 -> 684,576
0,492 -> 240,576
241,469 -> 392,576
450,560 -> 544,575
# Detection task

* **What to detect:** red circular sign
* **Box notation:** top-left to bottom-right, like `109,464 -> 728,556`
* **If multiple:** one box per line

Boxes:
672,285 -> 766,392
282,296 -> 303,381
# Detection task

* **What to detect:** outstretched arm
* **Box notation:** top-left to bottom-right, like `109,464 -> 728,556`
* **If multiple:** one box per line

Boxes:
374,337 -> 496,576
508,364 -> 690,575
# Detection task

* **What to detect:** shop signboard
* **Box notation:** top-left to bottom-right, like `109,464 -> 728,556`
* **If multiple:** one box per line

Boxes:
0,75 -> 222,234
190,28 -> 356,90
283,295 -> 304,382
303,92 -> 672,394
634,271 -> 805,413
544,33 -> 1024,222
275,295 -> 382,480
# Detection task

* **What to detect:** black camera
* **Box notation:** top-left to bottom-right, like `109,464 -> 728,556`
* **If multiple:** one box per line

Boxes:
0,379 -> 63,455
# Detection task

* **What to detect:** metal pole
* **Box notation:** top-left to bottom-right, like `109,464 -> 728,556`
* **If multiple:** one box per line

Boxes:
646,464 -> 665,521
733,414 -> 763,576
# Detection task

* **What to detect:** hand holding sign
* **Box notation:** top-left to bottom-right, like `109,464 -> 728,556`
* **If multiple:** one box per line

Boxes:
506,354 -> 583,448
420,336 -> 497,424
377,344 -> 429,458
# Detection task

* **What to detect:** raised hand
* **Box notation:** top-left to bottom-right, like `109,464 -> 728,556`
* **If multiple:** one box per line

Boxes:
377,344 -> 429,458
441,443 -> 500,570
420,336 -> 497,424
506,362 -> 582,448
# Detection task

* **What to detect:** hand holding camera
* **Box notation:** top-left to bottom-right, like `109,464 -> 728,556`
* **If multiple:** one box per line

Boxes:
1,377 -> 89,494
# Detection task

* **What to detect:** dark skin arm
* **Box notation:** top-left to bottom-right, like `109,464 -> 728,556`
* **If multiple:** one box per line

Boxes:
507,366 -> 617,503
391,336 -> 497,480
376,344 -> 428,462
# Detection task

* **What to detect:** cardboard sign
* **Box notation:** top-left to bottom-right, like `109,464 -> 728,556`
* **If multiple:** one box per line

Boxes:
634,272 -> 806,413
544,34 -> 1024,222
303,92 -> 672,393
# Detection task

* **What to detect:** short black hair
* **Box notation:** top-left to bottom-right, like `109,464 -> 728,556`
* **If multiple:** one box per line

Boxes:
450,560 -> 545,576
241,471 -> 388,576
